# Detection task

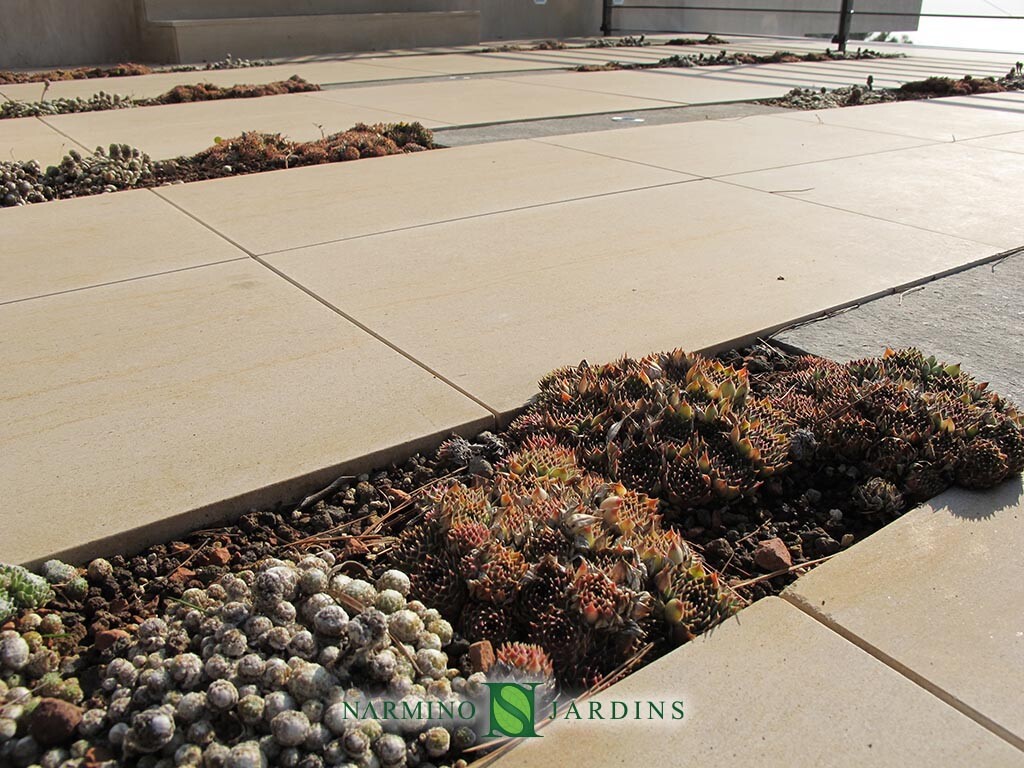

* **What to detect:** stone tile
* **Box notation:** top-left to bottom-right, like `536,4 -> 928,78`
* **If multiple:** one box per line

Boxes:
727,141 -> 1024,250
307,78 -> 678,126
0,190 -> 246,303
770,92 -> 1024,142
784,478 -> 1024,744
503,68 -> 791,104
360,52 -> 572,75
0,259 -> 490,566
495,598 -> 1023,767
0,115 -> 85,166
41,93 -> 436,162
266,179 -> 992,415
156,139 -> 691,254
0,60 -> 434,102
541,115 -> 932,177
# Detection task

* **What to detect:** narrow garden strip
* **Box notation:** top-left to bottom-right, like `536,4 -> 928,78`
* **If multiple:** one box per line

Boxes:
0,77 -> 320,120
574,47 -> 904,72
0,56 -> 272,86
0,122 -> 436,207
0,344 -> 1020,766
763,68 -> 1024,109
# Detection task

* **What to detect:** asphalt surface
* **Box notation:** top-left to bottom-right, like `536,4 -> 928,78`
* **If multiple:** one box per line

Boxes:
778,248 -> 1024,407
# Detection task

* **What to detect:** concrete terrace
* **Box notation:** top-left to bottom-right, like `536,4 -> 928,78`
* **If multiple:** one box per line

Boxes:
1,32 -> 1023,763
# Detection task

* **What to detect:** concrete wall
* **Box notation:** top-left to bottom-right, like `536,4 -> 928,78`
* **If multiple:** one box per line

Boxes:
610,0 -> 923,37
481,0 -> 601,41
0,0 -> 142,68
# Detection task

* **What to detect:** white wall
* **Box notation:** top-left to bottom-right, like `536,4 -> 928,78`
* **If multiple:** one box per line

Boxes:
0,0 -> 141,68
481,0 -> 602,40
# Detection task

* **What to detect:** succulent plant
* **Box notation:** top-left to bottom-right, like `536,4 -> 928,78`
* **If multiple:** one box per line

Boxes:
0,565 -> 54,623
956,438 -> 1010,489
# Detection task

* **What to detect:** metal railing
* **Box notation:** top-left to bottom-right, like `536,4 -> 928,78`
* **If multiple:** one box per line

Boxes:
600,1 -> 1024,53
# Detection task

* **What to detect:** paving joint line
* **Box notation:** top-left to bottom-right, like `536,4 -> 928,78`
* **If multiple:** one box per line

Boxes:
531,133 -> 944,182
0,255 -> 250,308
34,114 -> 92,154
149,188 -> 502,422
257,177 -> 698,257
781,591 -> 1024,752
710,175 -> 1012,251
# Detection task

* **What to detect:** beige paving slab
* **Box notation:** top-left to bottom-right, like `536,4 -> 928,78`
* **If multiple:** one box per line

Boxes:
359,52 -> 573,75
965,129 -> 1024,154
496,597 -> 1023,767
727,141 -> 1024,250
784,477 -> 1024,745
308,77 -> 681,126
501,68 -> 792,104
769,92 -> 1024,142
40,93 -> 438,162
0,189 -> 246,303
266,179 -> 993,415
156,139 -> 692,255
0,259 -> 490,567
0,60 -> 435,102
540,115 -> 932,178
0,115 -> 84,166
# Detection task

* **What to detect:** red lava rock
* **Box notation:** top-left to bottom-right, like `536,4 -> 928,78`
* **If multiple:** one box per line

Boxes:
29,698 -> 82,747
753,537 -> 793,572
168,567 -> 196,585
469,640 -> 495,674
93,628 -> 129,651
197,546 -> 231,567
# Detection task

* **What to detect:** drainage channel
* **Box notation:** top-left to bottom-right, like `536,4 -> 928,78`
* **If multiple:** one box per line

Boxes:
775,246 -> 1024,405
431,101 -> 786,146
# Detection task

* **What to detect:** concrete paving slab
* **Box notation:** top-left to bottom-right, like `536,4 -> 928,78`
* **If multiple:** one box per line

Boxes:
265,179 -> 993,415
495,597 -> 1023,767
784,478 -> 1024,747
769,92 -> 1024,142
155,139 -> 692,255
40,93 -> 437,162
777,251 -> 1024,407
0,189 -> 246,303
502,68 -> 791,104
539,115 -> 932,178
0,115 -> 85,165
307,77 -> 681,126
726,141 -> 1024,250
0,60 -> 437,102
359,52 -> 573,75
0,259 -> 491,566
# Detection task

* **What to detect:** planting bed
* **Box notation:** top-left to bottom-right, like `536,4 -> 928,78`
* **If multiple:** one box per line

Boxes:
0,122 -> 435,207
763,69 -> 1024,110
0,78 -> 320,120
574,47 -> 903,72
0,57 -> 272,86
478,34 -> 709,53
0,344 -> 1021,767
